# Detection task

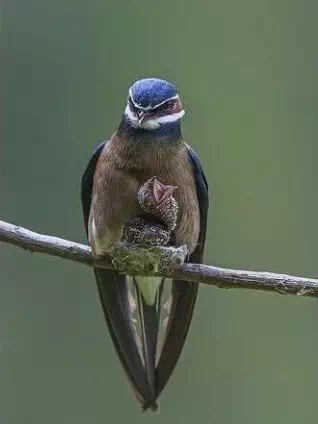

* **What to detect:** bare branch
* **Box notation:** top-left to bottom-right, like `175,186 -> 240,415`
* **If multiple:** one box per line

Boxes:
1,219 -> 318,298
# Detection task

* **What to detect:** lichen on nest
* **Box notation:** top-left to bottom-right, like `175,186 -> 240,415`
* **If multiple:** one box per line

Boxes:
109,242 -> 188,276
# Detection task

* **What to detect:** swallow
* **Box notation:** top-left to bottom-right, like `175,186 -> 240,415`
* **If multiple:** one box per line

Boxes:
81,78 -> 209,410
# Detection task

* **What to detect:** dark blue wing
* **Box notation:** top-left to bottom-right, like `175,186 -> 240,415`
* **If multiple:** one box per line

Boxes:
81,141 -> 157,410
187,147 -> 209,261
155,146 -> 209,396
81,141 -> 105,232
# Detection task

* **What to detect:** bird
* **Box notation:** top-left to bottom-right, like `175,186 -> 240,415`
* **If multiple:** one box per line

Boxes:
81,77 -> 209,411
123,176 -> 179,247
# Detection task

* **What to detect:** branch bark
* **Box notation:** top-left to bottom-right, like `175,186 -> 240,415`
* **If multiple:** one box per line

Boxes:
1,219 -> 318,298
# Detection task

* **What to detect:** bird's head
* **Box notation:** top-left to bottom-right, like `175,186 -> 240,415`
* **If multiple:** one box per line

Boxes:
124,78 -> 185,131
138,176 -> 178,212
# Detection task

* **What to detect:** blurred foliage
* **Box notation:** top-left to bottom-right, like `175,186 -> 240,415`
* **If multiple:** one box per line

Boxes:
2,0 -> 318,423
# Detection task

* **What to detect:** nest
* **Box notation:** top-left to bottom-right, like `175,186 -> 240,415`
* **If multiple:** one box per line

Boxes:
109,242 -> 188,276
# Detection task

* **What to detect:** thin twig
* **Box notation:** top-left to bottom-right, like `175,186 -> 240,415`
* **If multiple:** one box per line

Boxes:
1,219 -> 318,298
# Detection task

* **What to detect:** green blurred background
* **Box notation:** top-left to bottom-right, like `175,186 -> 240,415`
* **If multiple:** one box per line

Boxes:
2,0 -> 318,423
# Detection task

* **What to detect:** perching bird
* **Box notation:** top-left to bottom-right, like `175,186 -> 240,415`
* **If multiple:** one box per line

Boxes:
123,176 -> 178,246
81,78 -> 209,410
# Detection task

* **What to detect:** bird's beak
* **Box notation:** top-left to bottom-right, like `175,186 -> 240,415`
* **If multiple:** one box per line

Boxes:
137,110 -> 147,125
152,178 -> 178,203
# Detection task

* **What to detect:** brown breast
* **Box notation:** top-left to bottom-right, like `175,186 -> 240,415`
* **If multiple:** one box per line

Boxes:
89,135 -> 200,254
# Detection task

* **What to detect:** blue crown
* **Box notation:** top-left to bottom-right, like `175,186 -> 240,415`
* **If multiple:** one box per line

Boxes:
129,78 -> 178,109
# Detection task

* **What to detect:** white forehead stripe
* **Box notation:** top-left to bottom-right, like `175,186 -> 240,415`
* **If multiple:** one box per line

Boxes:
124,105 -> 185,129
128,88 -> 179,111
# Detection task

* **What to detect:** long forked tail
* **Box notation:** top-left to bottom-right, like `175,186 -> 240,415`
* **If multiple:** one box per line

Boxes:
94,268 -> 158,410
133,276 -> 164,411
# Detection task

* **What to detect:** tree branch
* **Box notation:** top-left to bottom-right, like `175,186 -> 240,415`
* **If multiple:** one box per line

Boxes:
1,219 -> 318,298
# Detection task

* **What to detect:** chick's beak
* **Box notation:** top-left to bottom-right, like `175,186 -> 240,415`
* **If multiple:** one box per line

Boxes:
152,178 -> 178,203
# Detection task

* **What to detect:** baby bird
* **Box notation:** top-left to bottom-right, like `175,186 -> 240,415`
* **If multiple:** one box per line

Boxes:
123,177 -> 178,246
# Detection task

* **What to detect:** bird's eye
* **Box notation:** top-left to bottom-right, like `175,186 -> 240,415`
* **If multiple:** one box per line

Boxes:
162,101 -> 176,111
128,97 -> 138,113
156,101 -> 172,113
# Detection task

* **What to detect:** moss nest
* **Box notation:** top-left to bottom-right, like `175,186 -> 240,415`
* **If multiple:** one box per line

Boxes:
109,242 -> 188,276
